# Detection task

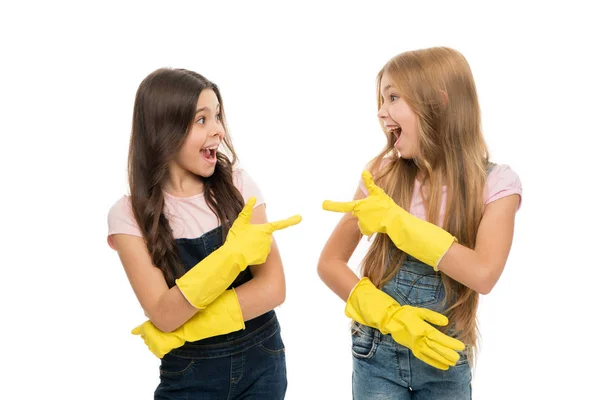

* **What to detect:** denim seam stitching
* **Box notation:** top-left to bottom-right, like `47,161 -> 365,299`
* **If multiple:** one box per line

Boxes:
196,314 -> 277,350
351,325 -> 378,359
159,359 -> 195,377
257,343 -> 286,355
169,315 -> 278,359
227,354 -> 235,400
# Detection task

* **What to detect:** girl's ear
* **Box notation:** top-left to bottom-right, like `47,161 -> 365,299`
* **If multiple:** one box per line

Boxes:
440,90 -> 448,107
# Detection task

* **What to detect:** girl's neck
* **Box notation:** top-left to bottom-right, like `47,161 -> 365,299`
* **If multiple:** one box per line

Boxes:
163,168 -> 204,198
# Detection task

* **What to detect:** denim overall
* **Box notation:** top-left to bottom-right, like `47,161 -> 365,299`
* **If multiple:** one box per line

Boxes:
351,255 -> 471,400
351,164 -> 495,400
154,226 -> 286,400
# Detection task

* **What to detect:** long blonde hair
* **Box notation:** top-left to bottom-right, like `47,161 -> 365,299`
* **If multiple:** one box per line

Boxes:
362,47 -> 490,356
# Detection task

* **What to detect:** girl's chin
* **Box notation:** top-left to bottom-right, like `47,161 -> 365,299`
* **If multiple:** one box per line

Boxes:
191,164 -> 216,179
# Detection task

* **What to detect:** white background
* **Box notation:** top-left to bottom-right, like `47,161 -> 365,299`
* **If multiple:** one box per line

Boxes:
2,1 -> 599,399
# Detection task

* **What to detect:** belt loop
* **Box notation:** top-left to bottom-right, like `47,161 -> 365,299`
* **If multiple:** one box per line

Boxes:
374,328 -> 382,344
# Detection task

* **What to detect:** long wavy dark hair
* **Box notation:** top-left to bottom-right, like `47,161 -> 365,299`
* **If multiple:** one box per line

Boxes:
128,68 -> 244,287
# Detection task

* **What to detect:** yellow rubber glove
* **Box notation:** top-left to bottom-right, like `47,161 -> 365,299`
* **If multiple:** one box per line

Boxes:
323,171 -> 456,270
131,289 -> 244,358
176,196 -> 301,309
346,278 -> 465,370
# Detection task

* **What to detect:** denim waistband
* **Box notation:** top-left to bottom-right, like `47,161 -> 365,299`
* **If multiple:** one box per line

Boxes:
169,310 -> 279,359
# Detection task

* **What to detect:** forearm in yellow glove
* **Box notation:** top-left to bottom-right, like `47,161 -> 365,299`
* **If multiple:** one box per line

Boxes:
176,196 -> 302,309
346,278 -> 465,370
131,289 -> 244,358
322,171 -> 455,270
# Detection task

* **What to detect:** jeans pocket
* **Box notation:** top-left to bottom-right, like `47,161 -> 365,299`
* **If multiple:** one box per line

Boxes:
257,332 -> 286,355
351,323 -> 377,359
455,349 -> 471,366
159,353 -> 195,377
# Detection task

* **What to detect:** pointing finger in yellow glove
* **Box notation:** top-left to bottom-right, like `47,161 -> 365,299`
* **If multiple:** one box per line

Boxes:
176,197 -> 302,309
223,196 -> 302,266
323,171 -> 456,270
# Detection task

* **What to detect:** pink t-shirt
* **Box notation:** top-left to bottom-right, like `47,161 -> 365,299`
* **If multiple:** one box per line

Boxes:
107,169 -> 265,250
359,160 -> 522,226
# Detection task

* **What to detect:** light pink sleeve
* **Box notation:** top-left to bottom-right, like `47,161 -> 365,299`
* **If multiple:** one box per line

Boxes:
107,196 -> 143,250
358,176 -> 368,197
233,169 -> 265,207
485,164 -> 523,210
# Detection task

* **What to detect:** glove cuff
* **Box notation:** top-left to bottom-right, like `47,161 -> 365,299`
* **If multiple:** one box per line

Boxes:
345,277 -> 401,335
175,247 -> 247,309
386,209 -> 457,268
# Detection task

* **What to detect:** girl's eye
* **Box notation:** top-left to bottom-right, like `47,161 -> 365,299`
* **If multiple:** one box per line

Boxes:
197,117 -> 205,124
216,113 -> 221,121
390,95 -> 398,102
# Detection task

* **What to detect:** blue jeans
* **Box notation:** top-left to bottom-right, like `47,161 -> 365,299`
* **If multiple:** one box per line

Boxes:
155,313 -> 287,399
352,255 -> 472,399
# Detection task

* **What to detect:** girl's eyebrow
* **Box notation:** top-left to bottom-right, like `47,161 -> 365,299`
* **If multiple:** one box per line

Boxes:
195,104 -> 221,115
